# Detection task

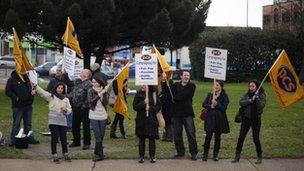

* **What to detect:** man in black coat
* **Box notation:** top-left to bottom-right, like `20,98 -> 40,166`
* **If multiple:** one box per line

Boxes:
5,70 -> 39,146
172,70 -> 198,160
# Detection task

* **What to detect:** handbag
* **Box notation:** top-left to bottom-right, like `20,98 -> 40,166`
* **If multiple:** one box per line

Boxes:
156,112 -> 165,128
234,107 -> 244,123
200,108 -> 208,121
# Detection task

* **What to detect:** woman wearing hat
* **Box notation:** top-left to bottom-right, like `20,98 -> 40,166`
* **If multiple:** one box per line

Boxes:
202,80 -> 230,161
88,73 -> 109,161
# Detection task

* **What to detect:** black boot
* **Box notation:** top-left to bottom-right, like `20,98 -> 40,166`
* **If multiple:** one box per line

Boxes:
99,142 -> 104,160
138,143 -> 145,163
202,153 -> 208,161
202,142 -> 209,161
110,125 -> 118,139
149,144 -> 156,163
119,122 -> 126,139
232,151 -> 241,163
255,154 -> 262,164
92,142 -> 104,162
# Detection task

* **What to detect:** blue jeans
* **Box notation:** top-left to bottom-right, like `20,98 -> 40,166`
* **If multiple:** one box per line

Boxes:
66,112 -> 73,131
10,105 -> 32,143
173,116 -> 198,156
90,119 -> 107,143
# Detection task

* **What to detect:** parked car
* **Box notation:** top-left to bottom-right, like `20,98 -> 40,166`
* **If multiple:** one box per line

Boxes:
0,56 -> 16,68
35,61 -> 57,77
100,64 -> 114,79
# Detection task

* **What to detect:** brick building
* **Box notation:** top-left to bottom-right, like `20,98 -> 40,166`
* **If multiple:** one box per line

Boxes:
263,0 -> 303,30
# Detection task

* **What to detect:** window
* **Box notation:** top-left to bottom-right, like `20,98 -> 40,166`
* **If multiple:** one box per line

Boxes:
263,15 -> 271,24
274,8 -> 279,24
282,12 -> 290,23
293,5 -> 301,22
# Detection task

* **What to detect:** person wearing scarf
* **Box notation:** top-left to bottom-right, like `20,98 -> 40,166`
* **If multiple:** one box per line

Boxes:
232,79 -> 266,164
35,82 -> 72,164
88,73 -> 109,161
202,80 -> 230,161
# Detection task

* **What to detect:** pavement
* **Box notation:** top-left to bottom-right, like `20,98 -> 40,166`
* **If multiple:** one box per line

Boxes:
0,158 -> 303,171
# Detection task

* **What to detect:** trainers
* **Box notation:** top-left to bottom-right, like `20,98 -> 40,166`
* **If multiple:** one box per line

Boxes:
255,157 -> 262,164
150,157 -> 156,163
138,157 -> 145,163
82,144 -> 90,150
52,154 -> 60,164
63,154 -> 72,162
69,142 -> 80,148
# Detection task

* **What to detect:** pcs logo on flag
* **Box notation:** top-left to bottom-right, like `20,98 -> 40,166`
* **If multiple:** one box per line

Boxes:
277,66 -> 297,93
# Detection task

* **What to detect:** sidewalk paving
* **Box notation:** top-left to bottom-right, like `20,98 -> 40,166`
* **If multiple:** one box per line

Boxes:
0,158 -> 303,171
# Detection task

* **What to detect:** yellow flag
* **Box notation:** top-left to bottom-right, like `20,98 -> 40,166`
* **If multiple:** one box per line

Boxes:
152,44 -> 172,81
113,63 -> 130,117
12,28 -> 34,82
61,17 -> 83,58
269,50 -> 304,107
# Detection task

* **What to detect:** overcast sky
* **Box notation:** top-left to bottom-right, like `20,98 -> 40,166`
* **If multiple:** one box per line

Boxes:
206,0 -> 274,28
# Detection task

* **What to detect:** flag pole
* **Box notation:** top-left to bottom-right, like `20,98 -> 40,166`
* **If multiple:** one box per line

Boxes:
65,17 -> 69,46
107,62 -> 130,88
145,85 -> 149,117
256,50 -> 284,93
152,44 -> 174,102
163,73 -> 174,103
213,78 -> 216,100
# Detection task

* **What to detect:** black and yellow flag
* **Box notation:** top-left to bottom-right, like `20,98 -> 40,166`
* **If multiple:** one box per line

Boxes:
152,44 -> 172,81
269,50 -> 304,107
113,63 -> 129,117
61,17 -> 83,58
12,28 -> 34,82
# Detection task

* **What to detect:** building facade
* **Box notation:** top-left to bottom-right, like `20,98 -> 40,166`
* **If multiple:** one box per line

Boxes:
263,0 -> 303,30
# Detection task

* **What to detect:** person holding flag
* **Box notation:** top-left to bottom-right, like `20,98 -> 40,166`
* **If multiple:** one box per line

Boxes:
88,72 -> 109,161
110,63 -> 130,139
6,28 -> 39,146
232,80 -> 266,164
152,45 -> 174,142
232,50 -> 303,164
110,78 -> 128,139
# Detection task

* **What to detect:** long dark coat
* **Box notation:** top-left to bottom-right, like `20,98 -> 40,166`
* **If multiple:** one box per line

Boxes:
202,92 -> 230,134
133,90 -> 161,139
160,81 -> 173,124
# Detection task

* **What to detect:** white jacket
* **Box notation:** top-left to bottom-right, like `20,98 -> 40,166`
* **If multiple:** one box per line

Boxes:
36,85 -> 71,126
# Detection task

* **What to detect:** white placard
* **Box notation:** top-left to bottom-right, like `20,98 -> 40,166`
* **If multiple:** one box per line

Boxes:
204,47 -> 228,81
135,54 -> 158,85
28,70 -> 38,85
63,47 -> 83,80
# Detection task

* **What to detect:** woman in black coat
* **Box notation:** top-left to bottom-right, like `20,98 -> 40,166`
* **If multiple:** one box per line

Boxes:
133,85 -> 161,163
160,79 -> 174,142
202,80 -> 230,161
232,80 -> 266,164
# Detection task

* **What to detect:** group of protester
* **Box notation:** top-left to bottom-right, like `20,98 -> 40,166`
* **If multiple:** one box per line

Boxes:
5,67 -> 266,165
